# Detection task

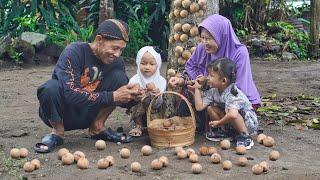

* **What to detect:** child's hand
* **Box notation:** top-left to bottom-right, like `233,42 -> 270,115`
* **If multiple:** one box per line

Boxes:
209,120 -> 220,128
152,87 -> 160,95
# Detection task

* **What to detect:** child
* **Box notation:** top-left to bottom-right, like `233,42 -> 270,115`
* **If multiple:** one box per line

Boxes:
128,46 -> 167,137
193,58 -> 259,149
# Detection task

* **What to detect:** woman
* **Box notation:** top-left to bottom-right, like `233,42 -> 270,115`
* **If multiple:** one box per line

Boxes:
170,14 -> 260,106
169,14 -> 261,139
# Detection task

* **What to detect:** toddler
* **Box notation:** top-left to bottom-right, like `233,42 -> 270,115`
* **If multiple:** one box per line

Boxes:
193,58 -> 259,149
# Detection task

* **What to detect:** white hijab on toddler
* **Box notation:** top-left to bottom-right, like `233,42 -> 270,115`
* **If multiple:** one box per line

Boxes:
129,46 -> 167,92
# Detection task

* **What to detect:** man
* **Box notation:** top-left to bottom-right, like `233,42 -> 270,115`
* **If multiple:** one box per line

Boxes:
34,19 -> 139,153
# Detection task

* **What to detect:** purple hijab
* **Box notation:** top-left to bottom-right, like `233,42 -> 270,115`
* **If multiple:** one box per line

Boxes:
185,14 -> 261,104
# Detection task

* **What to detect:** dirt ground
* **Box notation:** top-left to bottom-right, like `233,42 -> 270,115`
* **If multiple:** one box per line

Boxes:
0,59 -> 320,180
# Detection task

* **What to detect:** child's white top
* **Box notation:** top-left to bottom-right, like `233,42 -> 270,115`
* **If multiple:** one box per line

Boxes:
129,46 -> 167,92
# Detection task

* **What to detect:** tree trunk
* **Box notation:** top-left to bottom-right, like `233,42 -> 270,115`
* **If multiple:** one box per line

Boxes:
99,0 -> 114,24
167,0 -> 219,74
310,0 -> 320,58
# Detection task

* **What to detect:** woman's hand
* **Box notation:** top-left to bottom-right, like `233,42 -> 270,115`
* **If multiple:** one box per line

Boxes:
168,77 -> 184,88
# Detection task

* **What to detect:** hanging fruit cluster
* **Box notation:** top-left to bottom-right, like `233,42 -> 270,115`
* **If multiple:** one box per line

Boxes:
167,0 -> 207,77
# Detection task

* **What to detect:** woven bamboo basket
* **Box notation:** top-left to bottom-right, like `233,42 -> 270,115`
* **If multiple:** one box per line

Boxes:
147,91 -> 196,148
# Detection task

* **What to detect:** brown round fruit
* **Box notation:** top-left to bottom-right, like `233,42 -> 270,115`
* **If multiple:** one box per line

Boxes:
198,0 -> 206,7
174,0 -> 182,7
220,139 -> 231,150
252,164 -> 264,175
211,153 -> 221,164
177,150 -> 188,159
269,150 -> 280,161
180,34 -> 189,42
182,0 -> 191,8
73,151 -> 85,162
19,148 -> 29,158
61,153 -> 74,165
23,162 -> 35,172
163,119 -> 172,128
199,146 -> 208,156
105,156 -> 115,166
167,69 -> 176,77
208,147 -> 218,155
237,157 -> 248,167
180,10 -> 189,18
257,133 -> 267,144
120,148 -> 130,159
174,33 -> 181,41
186,148 -> 196,157
174,23 -> 182,32
95,140 -> 107,150
189,2 -> 200,13
58,148 -> 69,160
151,159 -> 163,170
175,146 -> 184,155
182,50 -> 191,59
131,162 -> 141,172
97,158 -> 109,169
178,58 -> 186,66
173,9 -> 181,18
77,157 -> 89,169
235,146 -> 247,155
31,159 -> 41,169
191,163 -> 202,174
159,156 -> 169,167
190,46 -> 197,53
141,145 -> 152,156
182,23 -> 191,33
189,153 -> 198,163
222,160 -> 232,170
10,148 -> 20,159
263,136 -> 275,147
190,26 -> 199,37
259,161 -> 269,172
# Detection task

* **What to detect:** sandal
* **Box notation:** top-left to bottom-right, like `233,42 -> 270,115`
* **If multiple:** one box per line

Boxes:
91,127 -> 133,143
129,125 -> 143,137
34,134 -> 64,153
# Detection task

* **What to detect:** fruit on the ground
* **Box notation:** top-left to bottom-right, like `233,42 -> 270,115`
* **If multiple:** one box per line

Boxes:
105,156 -> 115,166
151,159 -> 163,170
23,162 -> 35,172
95,140 -> 106,150
10,148 -> 20,159
252,164 -> 264,175
257,134 -> 266,144
62,153 -> 74,165
220,139 -> 231,150
189,153 -> 198,163
269,150 -> 280,161
73,151 -> 85,162
237,157 -> 248,167
159,156 -> 169,167
77,157 -> 89,169
58,148 -> 69,160
97,158 -> 109,169
177,150 -> 188,159
259,161 -> 269,172
131,162 -> 141,172
199,146 -> 208,156
19,148 -> 29,158
235,146 -> 247,155
186,148 -> 196,157
191,163 -> 202,174
222,160 -> 232,170
31,159 -> 41,169
141,145 -> 152,156
120,148 -> 130,159
208,147 -> 218,155
263,136 -> 275,147
211,153 -> 221,164
175,146 -> 184,155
